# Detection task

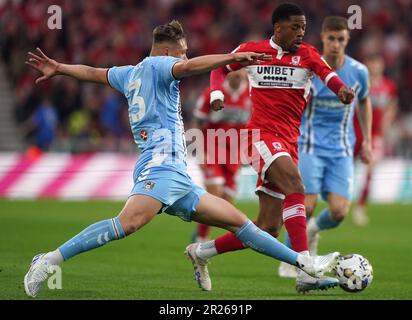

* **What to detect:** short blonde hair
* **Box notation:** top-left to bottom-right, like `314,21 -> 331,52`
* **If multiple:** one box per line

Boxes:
322,16 -> 349,32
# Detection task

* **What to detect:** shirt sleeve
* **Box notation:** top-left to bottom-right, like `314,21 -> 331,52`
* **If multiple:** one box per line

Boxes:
154,56 -> 182,83
107,65 -> 134,94
308,46 -> 346,96
308,46 -> 337,82
357,65 -> 370,101
226,43 -> 249,72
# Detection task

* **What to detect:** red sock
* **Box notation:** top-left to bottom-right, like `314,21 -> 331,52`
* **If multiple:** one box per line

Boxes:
283,193 -> 308,252
215,220 -> 257,254
197,223 -> 211,238
359,171 -> 371,206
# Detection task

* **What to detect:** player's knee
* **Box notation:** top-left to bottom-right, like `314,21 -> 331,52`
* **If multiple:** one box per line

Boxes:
122,220 -> 141,235
330,206 -> 349,221
118,209 -> 151,235
282,174 -> 305,194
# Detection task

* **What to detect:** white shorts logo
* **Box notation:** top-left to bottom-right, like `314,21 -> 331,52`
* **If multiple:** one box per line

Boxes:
273,142 -> 283,151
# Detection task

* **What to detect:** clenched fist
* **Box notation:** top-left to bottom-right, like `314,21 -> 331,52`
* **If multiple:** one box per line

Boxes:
338,86 -> 355,104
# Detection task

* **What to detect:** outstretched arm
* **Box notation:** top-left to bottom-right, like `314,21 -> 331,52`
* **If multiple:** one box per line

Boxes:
26,48 -> 108,85
310,48 -> 354,104
357,96 -> 373,164
172,52 -> 270,79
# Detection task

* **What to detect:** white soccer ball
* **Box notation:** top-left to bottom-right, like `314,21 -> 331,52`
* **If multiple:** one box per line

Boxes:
334,254 -> 373,292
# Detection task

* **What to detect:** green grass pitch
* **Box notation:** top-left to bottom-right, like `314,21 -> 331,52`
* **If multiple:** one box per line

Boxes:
1,200 -> 411,300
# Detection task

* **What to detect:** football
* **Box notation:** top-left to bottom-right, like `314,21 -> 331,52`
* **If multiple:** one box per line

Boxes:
334,254 -> 373,292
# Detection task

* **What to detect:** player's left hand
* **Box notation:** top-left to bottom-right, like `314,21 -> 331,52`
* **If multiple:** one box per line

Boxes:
233,52 -> 273,66
338,86 -> 355,104
360,140 -> 373,165
25,48 -> 59,84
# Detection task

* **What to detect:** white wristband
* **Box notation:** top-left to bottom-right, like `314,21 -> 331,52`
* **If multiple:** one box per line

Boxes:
210,90 -> 225,104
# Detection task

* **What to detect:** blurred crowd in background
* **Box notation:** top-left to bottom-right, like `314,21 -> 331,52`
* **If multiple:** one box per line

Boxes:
1,0 -> 412,156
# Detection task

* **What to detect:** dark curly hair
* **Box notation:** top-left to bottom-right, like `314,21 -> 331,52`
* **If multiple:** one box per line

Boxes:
271,3 -> 305,25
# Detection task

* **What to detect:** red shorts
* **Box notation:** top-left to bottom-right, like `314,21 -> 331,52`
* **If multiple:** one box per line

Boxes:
245,130 -> 298,199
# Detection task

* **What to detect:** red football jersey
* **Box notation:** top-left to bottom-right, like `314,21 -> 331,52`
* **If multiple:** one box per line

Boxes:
353,76 -> 397,156
194,83 -> 251,132
194,82 -> 251,166
221,39 -> 339,143
368,77 -> 397,136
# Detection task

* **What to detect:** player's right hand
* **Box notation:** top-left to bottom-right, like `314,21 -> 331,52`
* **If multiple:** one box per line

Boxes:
211,99 -> 224,111
25,48 -> 59,84
338,86 -> 355,104
232,52 -> 272,66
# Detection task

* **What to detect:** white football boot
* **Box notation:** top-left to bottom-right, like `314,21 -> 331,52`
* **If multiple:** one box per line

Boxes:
296,251 -> 340,278
24,253 -> 53,298
295,270 -> 339,293
278,261 -> 298,278
184,243 -> 212,291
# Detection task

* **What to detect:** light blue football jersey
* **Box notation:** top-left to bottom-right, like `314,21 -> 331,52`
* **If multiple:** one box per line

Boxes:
107,56 -> 188,174
299,55 -> 369,157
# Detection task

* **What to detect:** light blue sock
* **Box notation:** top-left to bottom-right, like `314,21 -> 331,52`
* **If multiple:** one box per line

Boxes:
58,217 -> 126,261
235,220 -> 298,266
284,232 -> 292,249
315,208 -> 341,230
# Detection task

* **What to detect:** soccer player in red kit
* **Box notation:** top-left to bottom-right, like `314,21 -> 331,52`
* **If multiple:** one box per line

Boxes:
185,3 -> 355,292
192,70 -> 251,242
352,54 -> 398,226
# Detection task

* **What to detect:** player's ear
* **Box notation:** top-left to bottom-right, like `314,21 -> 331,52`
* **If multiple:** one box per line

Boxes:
274,23 -> 281,34
320,32 -> 326,44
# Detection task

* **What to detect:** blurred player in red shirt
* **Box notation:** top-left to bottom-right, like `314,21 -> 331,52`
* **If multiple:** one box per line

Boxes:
192,70 -> 251,242
353,55 -> 398,226
187,3 -> 355,292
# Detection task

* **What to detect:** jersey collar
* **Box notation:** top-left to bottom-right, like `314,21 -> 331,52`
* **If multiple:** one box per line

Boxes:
269,37 -> 289,59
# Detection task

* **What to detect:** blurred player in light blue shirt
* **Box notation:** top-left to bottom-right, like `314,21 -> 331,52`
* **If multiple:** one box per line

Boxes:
280,16 -> 373,278
300,54 -> 369,158
24,20 -> 341,298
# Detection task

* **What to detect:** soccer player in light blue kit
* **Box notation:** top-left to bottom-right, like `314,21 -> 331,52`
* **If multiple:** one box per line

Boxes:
278,16 -> 372,278
23,20 -> 340,297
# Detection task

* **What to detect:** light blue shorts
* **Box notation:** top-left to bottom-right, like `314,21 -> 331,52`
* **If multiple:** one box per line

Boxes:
130,165 -> 206,221
298,152 -> 354,200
